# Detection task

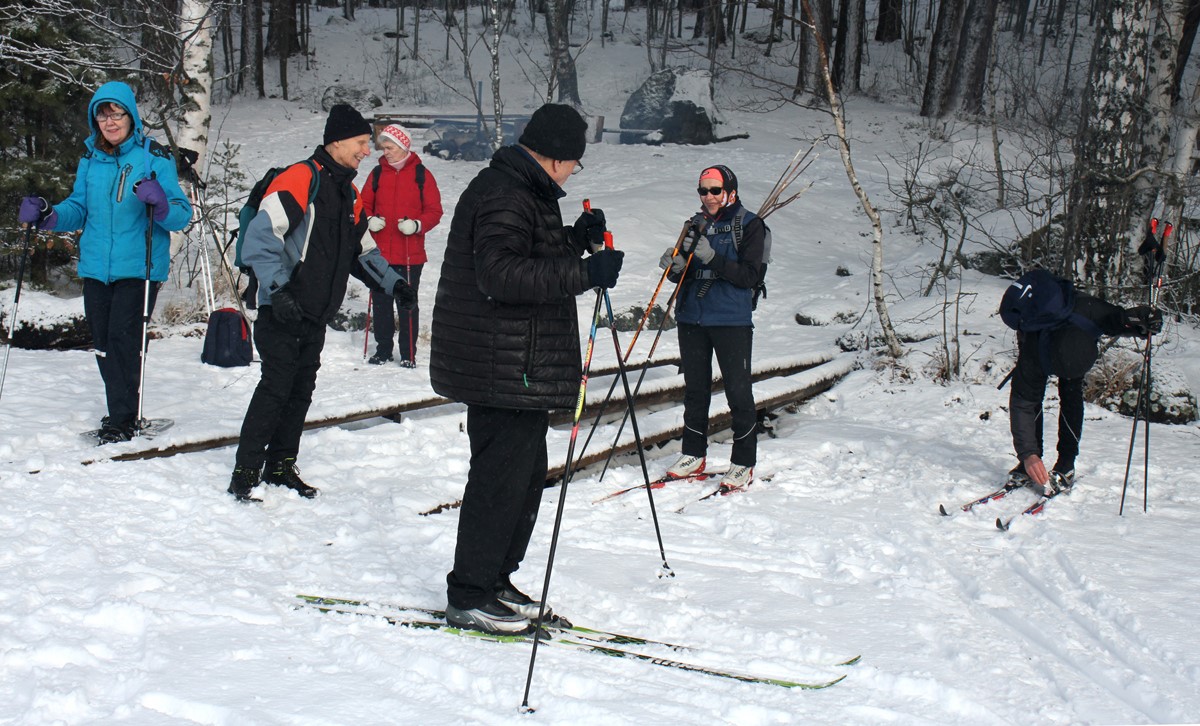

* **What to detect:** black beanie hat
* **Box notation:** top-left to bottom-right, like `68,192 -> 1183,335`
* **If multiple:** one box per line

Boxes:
700,165 -> 738,191
519,104 -> 588,161
324,104 -> 372,146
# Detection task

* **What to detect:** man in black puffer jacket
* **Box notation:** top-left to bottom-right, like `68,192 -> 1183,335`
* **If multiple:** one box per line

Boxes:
430,104 -> 624,634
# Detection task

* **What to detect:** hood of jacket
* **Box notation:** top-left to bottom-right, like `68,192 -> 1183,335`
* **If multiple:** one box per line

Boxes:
85,82 -> 145,155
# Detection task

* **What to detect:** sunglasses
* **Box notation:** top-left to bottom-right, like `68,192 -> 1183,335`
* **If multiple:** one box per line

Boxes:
697,186 -> 724,196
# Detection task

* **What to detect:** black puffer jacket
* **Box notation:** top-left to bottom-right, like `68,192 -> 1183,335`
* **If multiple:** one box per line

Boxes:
430,146 -> 592,410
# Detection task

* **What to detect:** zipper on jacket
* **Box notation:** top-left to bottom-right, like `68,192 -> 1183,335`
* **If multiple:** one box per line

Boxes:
115,164 -> 132,203
522,316 -> 539,386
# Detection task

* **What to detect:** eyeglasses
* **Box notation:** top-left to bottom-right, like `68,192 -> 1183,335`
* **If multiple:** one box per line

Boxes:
95,111 -> 128,123
697,186 -> 724,196
570,160 -> 584,175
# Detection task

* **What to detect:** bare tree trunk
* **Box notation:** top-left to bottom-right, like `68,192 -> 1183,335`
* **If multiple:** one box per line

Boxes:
799,0 -> 904,358
1014,0 -> 1030,41
547,0 -> 582,105
1062,0 -> 1157,293
919,0 -> 965,118
876,0 -> 902,42
833,0 -> 865,93
1170,0 -> 1200,102
952,0 -> 1000,116
253,0 -> 265,98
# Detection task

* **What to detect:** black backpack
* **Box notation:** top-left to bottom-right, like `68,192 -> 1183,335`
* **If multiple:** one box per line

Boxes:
369,162 -> 426,203
234,160 -> 321,307
731,209 -> 771,310
998,270 -> 1102,380
201,307 -> 253,367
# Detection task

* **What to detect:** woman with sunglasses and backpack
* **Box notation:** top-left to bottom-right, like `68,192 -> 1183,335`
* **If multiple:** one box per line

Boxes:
657,165 -> 767,491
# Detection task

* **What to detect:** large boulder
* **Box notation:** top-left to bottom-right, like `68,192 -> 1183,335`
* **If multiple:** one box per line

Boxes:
619,68 -> 719,145
320,85 -> 383,113
1090,349 -> 1198,425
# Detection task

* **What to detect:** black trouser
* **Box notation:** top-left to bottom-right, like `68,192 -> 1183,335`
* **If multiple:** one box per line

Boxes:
678,323 -> 757,467
234,307 -> 327,470
447,405 -> 549,610
371,263 -> 422,361
83,278 -> 160,425
1010,335 -> 1084,470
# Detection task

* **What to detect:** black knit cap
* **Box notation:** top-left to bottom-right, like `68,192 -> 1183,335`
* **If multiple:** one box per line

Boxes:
519,104 -> 588,161
324,104 -> 372,146
701,164 -> 738,191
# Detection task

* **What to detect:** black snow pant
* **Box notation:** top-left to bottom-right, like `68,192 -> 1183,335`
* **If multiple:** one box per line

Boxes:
447,405 -> 549,610
677,322 -> 757,467
1009,334 -> 1084,471
234,306 -> 327,470
83,277 -> 159,426
371,263 -> 422,362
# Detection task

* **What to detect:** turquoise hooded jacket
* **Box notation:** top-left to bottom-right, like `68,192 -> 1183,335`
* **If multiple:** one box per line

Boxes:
51,81 -> 192,283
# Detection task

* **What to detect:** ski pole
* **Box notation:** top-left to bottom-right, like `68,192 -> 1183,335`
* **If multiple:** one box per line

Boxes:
574,220 -> 705,470
406,262 -> 415,363
593,244 -> 699,481
0,222 -> 38,404
623,220 -> 694,359
363,292 -> 372,360
582,199 -> 673,573
135,172 -> 157,429
521,257 -> 606,714
1120,218 -> 1169,515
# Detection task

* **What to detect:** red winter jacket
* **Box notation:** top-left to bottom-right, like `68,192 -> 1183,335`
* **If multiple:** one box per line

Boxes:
361,152 -> 444,265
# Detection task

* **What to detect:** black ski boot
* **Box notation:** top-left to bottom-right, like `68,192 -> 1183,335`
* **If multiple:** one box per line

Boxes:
228,465 -> 263,502
495,574 -> 567,626
95,416 -> 136,445
263,459 -> 319,498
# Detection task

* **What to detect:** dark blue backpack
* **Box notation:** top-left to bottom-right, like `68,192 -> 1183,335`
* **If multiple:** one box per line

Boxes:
201,308 -> 253,367
999,270 -> 1101,378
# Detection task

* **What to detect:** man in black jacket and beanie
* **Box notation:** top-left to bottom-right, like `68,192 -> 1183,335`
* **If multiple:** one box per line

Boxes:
228,104 -> 417,502
430,103 -> 623,633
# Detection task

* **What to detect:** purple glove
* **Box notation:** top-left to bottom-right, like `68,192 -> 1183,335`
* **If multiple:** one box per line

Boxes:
18,196 -> 50,225
134,178 -> 169,222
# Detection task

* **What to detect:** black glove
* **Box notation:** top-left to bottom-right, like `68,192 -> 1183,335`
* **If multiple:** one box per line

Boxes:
585,248 -> 624,289
393,278 -> 418,310
270,287 -> 304,326
571,208 -> 607,254
680,222 -> 704,256
1122,306 -> 1163,336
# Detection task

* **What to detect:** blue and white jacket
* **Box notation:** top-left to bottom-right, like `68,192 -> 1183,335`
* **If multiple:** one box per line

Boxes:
51,81 -> 193,283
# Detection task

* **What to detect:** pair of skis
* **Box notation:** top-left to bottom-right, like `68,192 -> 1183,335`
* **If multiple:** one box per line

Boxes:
940,476 -> 1065,531
593,469 -> 756,510
295,594 -> 857,690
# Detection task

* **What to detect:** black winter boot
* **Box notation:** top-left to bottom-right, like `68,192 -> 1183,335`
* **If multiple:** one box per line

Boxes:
263,459 -> 319,498
228,465 -> 263,502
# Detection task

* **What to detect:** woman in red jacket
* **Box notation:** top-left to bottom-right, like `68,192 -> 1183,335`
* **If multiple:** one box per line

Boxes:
362,124 -> 444,366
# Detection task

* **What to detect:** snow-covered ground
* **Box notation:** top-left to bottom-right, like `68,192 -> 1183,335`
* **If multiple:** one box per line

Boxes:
2,8 -> 1199,725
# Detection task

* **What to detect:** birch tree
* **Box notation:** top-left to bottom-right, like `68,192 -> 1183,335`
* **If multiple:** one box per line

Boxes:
799,0 -> 904,358
176,0 -> 213,174
1061,0 -> 1171,294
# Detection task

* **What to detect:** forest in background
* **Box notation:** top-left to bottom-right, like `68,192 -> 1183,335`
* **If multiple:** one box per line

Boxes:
2,0 -> 1199,322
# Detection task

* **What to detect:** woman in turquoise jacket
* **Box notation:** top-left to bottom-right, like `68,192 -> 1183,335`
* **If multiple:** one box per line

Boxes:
18,81 -> 192,443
